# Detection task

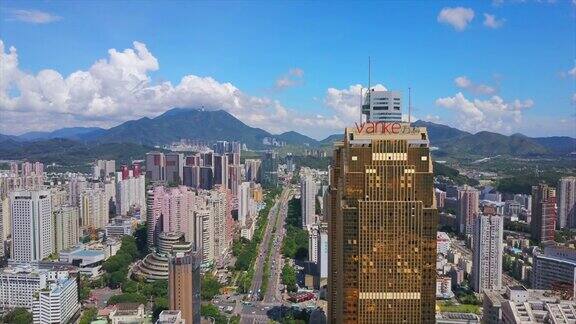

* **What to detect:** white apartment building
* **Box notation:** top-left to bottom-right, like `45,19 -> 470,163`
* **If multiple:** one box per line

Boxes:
53,206 -> 80,253
301,176 -> 317,228
33,275 -> 80,324
472,214 -> 503,293
11,190 -> 53,262
0,265 -> 47,310
238,182 -> 251,226
308,224 -> 319,263
317,224 -> 328,279
116,172 -> 146,216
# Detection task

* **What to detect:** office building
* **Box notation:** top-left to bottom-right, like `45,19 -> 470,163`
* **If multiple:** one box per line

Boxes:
327,114 -> 437,322
457,185 -> 479,236
472,214 -> 503,293
532,245 -> 576,298
53,206 -> 80,253
11,190 -> 53,262
309,223 -> 319,263
361,89 -> 402,122
169,251 -> 201,324
146,152 -> 166,182
301,175 -> 317,228
105,217 -> 134,237
531,183 -> 557,243
558,177 -> 576,228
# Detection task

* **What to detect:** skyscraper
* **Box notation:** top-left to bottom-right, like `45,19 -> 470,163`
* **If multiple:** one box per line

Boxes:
471,214 -> 503,293
53,206 -> 80,253
301,175 -> 317,228
361,89 -> 402,122
213,154 -> 229,187
457,185 -> 479,236
557,177 -> 576,229
169,251 -> 201,324
327,110 -> 437,322
531,183 -> 557,243
146,152 -> 166,182
10,190 -> 53,261
165,153 -> 184,185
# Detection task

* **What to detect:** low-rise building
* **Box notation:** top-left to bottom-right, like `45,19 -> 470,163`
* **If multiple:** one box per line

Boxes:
109,303 -> 147,324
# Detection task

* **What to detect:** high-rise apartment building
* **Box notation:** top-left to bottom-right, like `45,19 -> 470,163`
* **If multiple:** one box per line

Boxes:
558,177 -> 576,229
11,190 -> 53,261
166,153 -> 184,185
531,183 -> 557,243
244,159 -> 261,182
80,188 -> 108,229
301,176 -> 317,228
115,170 -> 146,217
53,206 -> 80,253
327,115 -> 437,322
471,214 -> 503,293
213,154 -> 229,187
457,185 -> 479,236
146,152 -> 166,182
169,251 -> 201,324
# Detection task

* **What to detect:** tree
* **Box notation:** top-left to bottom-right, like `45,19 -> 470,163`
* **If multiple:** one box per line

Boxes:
3,308 -> 33,324
152,297 -> 169,321
79,308 -> 98,324
202,274 -> 223,300
282,263 -> 298,292
134,223 -> 148,257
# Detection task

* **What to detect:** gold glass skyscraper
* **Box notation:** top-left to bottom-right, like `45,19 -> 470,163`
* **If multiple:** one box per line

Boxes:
327,117 -> 438,323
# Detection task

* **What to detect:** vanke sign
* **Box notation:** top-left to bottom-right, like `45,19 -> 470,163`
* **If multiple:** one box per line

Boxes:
354,122 -> 420,135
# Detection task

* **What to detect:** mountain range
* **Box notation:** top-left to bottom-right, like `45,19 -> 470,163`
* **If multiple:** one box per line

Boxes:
0,108 -> 574,158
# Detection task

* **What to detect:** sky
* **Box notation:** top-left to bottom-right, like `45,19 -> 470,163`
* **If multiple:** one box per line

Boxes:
0,0 -> 574,139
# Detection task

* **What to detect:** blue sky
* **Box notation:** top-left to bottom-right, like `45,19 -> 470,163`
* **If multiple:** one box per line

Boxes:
0,0 -> 574,138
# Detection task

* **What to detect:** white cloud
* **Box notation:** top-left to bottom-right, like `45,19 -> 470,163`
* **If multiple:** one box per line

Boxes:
274,68 -> 304,89
8,9 -> 61,24
483,13 -> 505,29
568,65 -> 576,78
454,76 -> 497,95
437,7 -> 475,31
0,40 -> 341,137
435,92 -> 534,133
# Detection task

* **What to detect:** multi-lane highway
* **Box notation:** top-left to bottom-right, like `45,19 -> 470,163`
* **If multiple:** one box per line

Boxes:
239,187 -> 292,324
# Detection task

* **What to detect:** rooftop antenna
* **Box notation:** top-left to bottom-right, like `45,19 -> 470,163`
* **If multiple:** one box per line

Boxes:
408,87 -> 412,125
368,56 -> 371,92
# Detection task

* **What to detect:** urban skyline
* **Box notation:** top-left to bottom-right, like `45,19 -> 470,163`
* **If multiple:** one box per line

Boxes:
0,1 -> 575,138
0,1 -> 575,324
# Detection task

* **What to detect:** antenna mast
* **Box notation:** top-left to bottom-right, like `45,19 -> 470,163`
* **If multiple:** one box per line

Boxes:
408,87 -> 412,125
